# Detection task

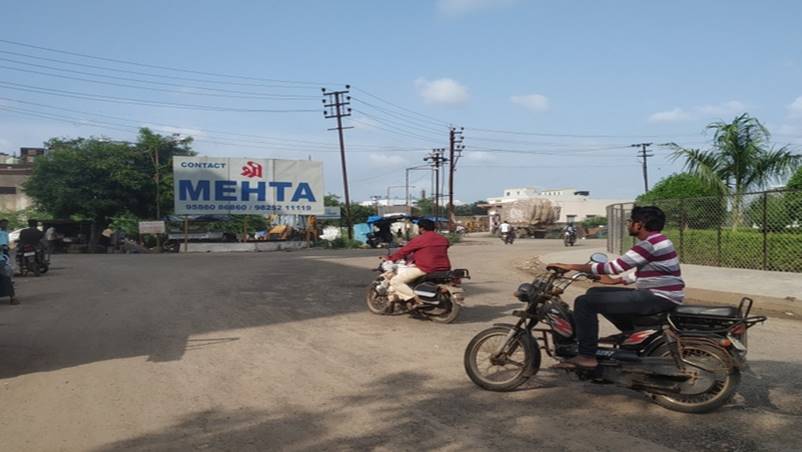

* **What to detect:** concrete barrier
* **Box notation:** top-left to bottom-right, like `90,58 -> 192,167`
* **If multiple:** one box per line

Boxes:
180,241 -> 308,253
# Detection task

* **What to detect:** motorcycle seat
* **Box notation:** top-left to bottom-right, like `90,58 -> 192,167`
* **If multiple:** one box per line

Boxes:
674,305 -> 740,318
420,271 -> 452,282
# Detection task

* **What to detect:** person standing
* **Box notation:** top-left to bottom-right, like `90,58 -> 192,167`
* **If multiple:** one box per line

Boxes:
0,219 -> 18,304
44,225 -> 57,257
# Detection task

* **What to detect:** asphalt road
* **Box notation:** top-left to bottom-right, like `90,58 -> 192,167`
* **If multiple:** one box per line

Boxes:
1,236 -> 800,451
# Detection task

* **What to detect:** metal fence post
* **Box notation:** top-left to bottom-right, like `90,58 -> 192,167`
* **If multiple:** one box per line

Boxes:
716,196 -> 722,266
762,191 -> 768,270
679,202 -> 686,261
619,204 -> 626,255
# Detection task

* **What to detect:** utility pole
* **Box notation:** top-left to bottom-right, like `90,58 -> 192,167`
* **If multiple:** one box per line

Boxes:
448,126 -> 464,231
631,142 -> 654,193
323,85 -> 354,239
424,149 -> 447,221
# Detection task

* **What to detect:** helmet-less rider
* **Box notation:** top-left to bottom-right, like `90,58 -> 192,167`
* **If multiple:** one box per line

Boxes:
547,206 -> 685,369
382,218 -> 451,307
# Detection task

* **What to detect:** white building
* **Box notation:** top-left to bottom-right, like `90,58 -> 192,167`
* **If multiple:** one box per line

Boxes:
487,187 -> 630,223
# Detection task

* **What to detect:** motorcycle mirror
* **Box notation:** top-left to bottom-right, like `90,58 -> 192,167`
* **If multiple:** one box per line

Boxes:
590,252 -> 609,264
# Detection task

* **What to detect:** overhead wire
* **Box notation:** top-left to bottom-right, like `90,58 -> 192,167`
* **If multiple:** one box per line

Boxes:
0,80 -> 319,113
0,38 -> 337,86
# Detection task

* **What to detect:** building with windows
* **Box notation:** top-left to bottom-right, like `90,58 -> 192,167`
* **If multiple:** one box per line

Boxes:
486,186 -> 630,223
0,147 -> 46,211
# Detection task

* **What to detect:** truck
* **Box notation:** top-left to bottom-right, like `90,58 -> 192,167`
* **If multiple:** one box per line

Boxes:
499,199 -> 561,238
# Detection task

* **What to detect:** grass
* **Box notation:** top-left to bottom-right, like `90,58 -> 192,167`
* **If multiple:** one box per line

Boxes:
662,227 -> 802,272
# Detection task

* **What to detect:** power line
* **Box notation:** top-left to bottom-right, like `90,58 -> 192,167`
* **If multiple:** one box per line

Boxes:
0,56 -> 320,96
0,64 -> 320,100
0,49 -> 317,89
350,87 -> 451,126
0,38 -> 336,86
0,80 -> 319,113
351,109 -> 444,140
350,97 -> 447,132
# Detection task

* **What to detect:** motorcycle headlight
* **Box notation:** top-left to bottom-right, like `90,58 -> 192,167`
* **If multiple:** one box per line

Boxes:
513,283 -> 533,302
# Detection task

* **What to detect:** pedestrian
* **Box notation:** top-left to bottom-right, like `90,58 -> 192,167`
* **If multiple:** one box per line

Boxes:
44,224 -> 57,257
0,219 -> 18,305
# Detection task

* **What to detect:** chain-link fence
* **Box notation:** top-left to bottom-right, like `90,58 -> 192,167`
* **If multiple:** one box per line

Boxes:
607,189 -> 802,273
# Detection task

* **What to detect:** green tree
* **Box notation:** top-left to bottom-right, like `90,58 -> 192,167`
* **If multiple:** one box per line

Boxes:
786,167 -> 802,224
637,173 -> 725,228
454,200 -> 488,216
671,114 -> 800,227
23,129 -> 195,230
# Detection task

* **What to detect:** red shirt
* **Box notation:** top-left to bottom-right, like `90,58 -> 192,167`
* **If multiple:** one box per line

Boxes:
387,231 -> 451,273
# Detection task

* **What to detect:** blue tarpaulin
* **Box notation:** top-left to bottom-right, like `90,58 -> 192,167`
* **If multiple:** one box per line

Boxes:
353,223 -> 372,243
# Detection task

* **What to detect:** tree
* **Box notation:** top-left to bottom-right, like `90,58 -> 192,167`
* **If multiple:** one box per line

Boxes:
23,129 -> 195,230
454,200 -> 488,216
637,173 -> 725,228
671,114 -> 800,227
786,167 -> 802,224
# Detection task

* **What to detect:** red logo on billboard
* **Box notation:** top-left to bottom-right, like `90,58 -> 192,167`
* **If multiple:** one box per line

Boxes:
241,161 -> 263,178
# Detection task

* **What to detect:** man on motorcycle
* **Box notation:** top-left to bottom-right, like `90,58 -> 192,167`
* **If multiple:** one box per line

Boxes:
547,206 -> 684,369
19,220 -> 45,250
383,218 -> 451,306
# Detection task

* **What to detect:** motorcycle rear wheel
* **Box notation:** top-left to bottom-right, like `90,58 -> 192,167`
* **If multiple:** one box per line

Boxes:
648,344 -> 740,413
30,259 -> 40,277
426,295 -> 460,324
464,326 -> 539,391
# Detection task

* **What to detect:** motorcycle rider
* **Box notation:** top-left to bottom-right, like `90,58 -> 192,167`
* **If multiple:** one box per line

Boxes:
563,223 -> 577,241
383,218 -> 451,306
547,206 -> 684,369
499,221 -> 514,244
18,220 -> 45,263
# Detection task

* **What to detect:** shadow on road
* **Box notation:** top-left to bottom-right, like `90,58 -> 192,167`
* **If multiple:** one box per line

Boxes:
95,362 -> 801,452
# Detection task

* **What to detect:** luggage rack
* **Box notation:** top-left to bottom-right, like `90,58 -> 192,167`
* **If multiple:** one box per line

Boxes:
667,297 -> 767,334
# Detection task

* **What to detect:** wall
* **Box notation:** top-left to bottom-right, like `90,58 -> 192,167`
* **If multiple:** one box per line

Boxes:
0,166 -> 34,211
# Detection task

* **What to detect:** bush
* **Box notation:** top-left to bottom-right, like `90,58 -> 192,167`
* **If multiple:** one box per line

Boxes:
325,237 -> 364,249
662,227 -> 802,272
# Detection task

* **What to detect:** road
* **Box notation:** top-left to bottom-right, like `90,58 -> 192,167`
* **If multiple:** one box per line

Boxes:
1,236 -> 800,451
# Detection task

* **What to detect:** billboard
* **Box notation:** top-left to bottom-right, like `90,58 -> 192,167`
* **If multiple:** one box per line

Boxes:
173,157 -> 324,215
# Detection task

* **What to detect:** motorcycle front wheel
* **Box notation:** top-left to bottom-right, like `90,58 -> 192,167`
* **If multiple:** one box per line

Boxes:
648,343 -> 740,413
365,283 -> 391,315
464,326 -> 540,391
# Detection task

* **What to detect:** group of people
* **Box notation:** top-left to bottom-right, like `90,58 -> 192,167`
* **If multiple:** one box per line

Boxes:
0,219 -> 58,305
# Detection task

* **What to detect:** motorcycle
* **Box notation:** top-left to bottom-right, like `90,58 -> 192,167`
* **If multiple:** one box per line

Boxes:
16,243 -> 49,277
500,230 -> 515,245
563,230 -> 576,246
366,260 -> 470,324
463,253 -> 766,413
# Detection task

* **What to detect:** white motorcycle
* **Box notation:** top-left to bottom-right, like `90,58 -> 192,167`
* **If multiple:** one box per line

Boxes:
366,260 -> 469,324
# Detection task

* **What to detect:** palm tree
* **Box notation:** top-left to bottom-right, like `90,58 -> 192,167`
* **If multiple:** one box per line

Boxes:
671,113 -> 801,227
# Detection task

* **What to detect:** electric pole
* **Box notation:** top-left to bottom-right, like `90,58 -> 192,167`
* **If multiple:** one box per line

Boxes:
631,142 -> 654,193
424,149 -> 447,221
448,126 -> 464,231
323,85 -> 354,239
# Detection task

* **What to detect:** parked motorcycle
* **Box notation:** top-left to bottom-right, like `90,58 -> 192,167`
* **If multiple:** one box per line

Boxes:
563,230 -> 576,246
16,244 -> 49,277
463,253 -> 765,413
366,260 -> 469,323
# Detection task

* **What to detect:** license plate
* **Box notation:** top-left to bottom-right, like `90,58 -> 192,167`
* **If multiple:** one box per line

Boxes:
23,252 -> 35,257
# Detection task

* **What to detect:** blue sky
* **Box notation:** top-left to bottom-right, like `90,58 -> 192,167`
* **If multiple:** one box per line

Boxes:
1,0 -> 801,203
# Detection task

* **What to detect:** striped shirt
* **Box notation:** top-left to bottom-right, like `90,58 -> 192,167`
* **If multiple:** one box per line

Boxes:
591,233 -> 685,304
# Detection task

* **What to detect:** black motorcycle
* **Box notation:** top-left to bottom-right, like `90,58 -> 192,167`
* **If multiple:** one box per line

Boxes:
463,253 -> 765,413
366,261 -> 470,324
16,243 -> 49,277
563,230 -> 576,246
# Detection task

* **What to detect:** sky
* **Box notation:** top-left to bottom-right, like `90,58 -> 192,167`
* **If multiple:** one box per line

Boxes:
1,0 -> 801,203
